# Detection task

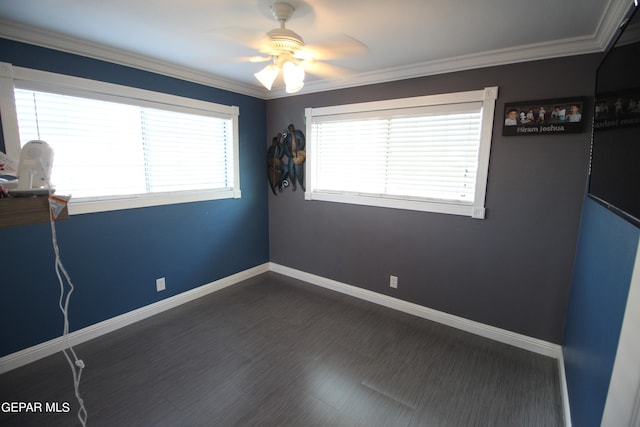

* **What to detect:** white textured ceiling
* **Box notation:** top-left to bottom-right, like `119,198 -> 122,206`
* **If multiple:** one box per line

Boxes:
0,0 -> 632,98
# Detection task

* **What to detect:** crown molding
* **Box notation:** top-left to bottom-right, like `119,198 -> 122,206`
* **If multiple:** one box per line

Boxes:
268,34 -> 604,99
263,0 -> 629,99
0,18 -> 268,99
0,0 -> 628,101
593,0 -> 636,50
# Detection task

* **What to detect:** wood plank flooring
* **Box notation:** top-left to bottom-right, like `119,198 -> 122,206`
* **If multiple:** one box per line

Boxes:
0,272 -> 564,426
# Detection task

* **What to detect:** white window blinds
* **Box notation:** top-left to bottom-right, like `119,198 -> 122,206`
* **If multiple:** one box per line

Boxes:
13,88 -> 234,200
312,104 -> 482,203
305,87 -> 498,218
0,64 -> 241,213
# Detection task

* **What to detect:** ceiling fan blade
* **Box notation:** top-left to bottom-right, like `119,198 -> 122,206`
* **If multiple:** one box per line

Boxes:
301,60 -> 354,79
198,55 -> 272,65
245,55 -> 273,63
303,34 -> 370,61
206,26 -> 270,51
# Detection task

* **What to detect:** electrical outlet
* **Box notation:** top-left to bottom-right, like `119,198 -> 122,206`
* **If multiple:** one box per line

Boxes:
156,277 -> 166,292
389,275 -> 398,289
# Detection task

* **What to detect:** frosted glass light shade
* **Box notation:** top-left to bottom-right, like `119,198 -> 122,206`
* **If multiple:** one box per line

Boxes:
254,64 -> 279,90
283,61 -> 305,93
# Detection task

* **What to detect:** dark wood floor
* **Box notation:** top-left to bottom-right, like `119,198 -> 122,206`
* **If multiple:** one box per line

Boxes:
0,272 -> 564,426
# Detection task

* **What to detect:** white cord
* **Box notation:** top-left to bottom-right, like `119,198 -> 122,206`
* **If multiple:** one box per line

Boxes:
48,187 -> 88,426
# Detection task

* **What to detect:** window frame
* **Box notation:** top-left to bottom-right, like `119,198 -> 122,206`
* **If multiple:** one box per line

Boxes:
0,62 -> 241,215
304,87 -> 498,219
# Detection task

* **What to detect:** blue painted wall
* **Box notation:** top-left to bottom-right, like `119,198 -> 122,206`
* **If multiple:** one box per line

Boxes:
0,39 -> 269,357
563,198 -> 640,427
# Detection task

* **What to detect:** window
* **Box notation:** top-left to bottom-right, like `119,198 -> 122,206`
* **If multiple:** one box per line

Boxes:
305,87 -> 498,218
0,63 -> 240,214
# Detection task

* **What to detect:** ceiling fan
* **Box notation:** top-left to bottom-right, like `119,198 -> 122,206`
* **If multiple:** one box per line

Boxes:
245,2 -> 368,93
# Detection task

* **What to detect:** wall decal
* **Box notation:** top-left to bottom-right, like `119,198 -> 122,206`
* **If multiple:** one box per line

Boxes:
268,124 -> 306,194
502,97 -> 588,136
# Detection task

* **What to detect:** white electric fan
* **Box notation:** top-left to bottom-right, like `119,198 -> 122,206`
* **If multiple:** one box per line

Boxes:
13,140 -> 55,196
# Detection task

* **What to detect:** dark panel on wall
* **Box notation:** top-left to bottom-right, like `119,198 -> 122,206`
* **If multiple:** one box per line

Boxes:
563,198 -> 639,427
267,54 -> 600,343
0,39 -> 268,357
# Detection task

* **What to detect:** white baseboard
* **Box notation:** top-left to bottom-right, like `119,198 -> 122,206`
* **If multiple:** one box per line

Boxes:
270,262 -> 571,426
1,261 -> 571,426
0,263 -> 270,374
557,349 -> 573,427
269,262 -> 562,358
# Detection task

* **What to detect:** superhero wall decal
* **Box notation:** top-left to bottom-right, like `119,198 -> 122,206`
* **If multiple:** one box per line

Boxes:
267,123 -> 306,195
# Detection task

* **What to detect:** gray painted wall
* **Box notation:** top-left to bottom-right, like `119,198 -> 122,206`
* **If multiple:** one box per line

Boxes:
267,54 -> 599,343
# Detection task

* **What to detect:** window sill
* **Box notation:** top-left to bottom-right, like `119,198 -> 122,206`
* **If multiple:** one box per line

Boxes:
68,189 -> 241,215
305,190 -> 485,219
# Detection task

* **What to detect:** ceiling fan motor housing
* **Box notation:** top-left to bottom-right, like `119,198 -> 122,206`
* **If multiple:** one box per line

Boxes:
264,27 -> 304,55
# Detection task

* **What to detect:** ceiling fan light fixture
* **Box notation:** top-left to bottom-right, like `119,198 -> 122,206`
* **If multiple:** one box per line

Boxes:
283,60 -> 305,93
254,63 -> 279,90
252,3 -> 309,93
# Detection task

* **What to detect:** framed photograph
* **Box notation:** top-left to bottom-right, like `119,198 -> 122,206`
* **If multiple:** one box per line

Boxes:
502,97 -> 588,136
